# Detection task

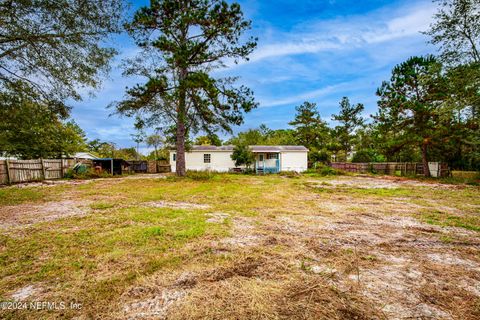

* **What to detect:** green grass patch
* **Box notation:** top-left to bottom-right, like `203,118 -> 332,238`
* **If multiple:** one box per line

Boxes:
89,202 -> 115,210
347,187 -> 414,198
0,206 -> 227,308
421,210 -> 480,232
0,187 -> 48,206
451,171 -> 480,179
303,181 -> 414,198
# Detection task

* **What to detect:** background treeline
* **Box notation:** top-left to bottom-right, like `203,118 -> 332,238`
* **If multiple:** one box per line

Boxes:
0,0 -> 478,172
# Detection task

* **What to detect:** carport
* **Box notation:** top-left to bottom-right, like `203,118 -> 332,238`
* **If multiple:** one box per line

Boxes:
92,158 -> 130,175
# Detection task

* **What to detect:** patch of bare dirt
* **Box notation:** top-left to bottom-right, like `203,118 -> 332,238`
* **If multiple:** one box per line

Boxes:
120,174 -> 167,180
0,199 -> 91,230
0,174 -> 168,189
122,289 -> 186,320
426,253 -> 480,271
205,212 -> 229,223
309,175 -> 461,189
218,217 -> 264,248
347,254 -> 452,320
1,180 -> 91,189
10,285 -> 43,301
143,201 -> 210,210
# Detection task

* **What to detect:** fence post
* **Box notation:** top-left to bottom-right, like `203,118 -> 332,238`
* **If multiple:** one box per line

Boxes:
5,159 -> 11,184
41,159 -> 46,180
61,159 -> 65,178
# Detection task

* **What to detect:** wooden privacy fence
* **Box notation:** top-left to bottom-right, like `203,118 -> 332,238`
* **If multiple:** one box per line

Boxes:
147,160 -> 171,173
0,159 -> 75,185
0,159 -> 171,185
331,162 -> 450,177
124,160 -> 171,174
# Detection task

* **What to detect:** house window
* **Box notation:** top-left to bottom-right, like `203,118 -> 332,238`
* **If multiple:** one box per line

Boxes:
173,154 -> 176,161
267,153 -> 278,160
204,154 -> 211,163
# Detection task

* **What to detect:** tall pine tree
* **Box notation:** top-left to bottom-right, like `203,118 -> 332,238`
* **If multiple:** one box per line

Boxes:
374,56 -> 447,176
114,0 -> 257,176
332,97 -> 365,160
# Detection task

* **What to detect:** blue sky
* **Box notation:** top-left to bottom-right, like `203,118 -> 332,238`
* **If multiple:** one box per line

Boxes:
70,0 -> 438,153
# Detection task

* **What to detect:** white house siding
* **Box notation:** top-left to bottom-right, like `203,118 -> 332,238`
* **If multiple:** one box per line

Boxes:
280,152 -> 308,172
170,146 -> 308,173
170,151 -> 236,173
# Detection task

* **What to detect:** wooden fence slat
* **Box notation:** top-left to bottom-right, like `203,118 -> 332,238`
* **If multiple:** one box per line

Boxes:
5,159 -> 11,184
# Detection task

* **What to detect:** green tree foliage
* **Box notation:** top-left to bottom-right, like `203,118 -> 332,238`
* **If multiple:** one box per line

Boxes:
227,128 -> 265,145
332,97 -> 365,160
424,0 -> 480,170
374,56 -> 447,176
195,136 -> 211,146
431,64 -> 480,169
425,0 -> 480,65
115,148 -> 142,160
162,125 -> 193,151
87,140 -> 115,158
231,144 -> 255,168
114,0 -> 257,176
86,140 -> 144,160
351,149 -> 385,163
195,134 -> 222,146
131,122 -> 146,160
289,101 -> 330,150
262,129 -> 297,145
146,134 -> 165,160
0,84 -> 86,158
0,0 -> 125,116
226,125 -> 297,146
98,143 -> 116,158
146,150 -> 169,161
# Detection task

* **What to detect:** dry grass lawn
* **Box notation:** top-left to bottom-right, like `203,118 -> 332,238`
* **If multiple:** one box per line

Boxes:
0,173 -> 479,319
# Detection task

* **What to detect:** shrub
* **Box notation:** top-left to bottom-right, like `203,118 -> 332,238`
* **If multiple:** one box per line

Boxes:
231,144 -> 255,169
352,149 -> 385,163
319,166 -> 340,176
440,171 -> 480,186
279,171 -> 300,178
64,168 -> 75,179
306,164 -> 342,176
243,168 -> 255,175
309,149 -> 331,164
64,167 -> 112,180
185,170 -> 215,181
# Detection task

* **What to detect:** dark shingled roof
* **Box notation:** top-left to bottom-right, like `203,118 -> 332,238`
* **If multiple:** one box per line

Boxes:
250,145 -> 308,152
189,145 -> 308,152
191,145 -> 234,151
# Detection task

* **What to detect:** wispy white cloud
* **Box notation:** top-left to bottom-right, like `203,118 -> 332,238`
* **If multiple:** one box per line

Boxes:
228,1 -> 435,66
259,83 -> 346,108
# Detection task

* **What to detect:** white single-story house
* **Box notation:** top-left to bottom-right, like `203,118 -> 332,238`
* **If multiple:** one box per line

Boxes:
170,145 -> 308,173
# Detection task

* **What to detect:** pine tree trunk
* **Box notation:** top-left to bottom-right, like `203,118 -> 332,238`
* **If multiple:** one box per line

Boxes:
176,121 -> 186,176
421,142 -> 430,177
176,67 -> 187,177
